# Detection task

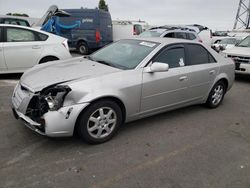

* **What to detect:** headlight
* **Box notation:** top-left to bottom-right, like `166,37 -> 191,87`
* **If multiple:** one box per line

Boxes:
42,85 -> 71,111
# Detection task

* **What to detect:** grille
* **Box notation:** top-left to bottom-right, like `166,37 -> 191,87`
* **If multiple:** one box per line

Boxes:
228,55 -> 250,64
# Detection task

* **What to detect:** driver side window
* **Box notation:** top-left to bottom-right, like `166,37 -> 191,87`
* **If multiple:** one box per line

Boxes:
153,47 -> 185,68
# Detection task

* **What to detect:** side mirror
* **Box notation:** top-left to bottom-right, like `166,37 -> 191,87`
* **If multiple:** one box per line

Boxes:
145,62 -> 169,73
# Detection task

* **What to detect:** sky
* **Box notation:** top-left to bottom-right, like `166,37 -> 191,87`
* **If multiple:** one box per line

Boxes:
0,0 -> 239,31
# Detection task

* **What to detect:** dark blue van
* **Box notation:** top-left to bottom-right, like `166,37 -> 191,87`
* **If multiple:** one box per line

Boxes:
38,6 -> 113,55
59,9 -> 113,54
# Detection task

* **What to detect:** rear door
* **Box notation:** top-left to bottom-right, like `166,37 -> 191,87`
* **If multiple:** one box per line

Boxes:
0,27 -> 7,71
184,44 -> 219,100
3,27 -> 44,71
99,12 -> 113,43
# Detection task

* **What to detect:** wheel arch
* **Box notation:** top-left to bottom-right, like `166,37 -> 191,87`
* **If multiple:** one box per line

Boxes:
38,55 -> 59,64
77,39 -> 88,46
74,96 -> 127,135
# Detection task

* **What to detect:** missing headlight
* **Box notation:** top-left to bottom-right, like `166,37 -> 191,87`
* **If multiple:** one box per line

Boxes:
42,85 -> 72,111
25,85 -> 72,122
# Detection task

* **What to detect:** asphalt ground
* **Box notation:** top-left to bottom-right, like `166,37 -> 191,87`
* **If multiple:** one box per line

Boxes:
0,72 -> 249,188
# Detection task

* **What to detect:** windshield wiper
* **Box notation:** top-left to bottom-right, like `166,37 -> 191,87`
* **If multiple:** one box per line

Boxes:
95,59 -> 128,69
85,56 -> 128,70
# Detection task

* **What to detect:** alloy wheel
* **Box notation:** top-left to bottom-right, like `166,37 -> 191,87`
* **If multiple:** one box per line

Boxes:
87,107 -> 117,139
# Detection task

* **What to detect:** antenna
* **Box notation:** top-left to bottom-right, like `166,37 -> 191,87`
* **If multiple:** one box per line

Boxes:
234,0 -> 250,29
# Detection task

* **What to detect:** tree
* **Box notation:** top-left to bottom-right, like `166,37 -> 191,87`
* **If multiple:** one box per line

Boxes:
98,0 -> 109,11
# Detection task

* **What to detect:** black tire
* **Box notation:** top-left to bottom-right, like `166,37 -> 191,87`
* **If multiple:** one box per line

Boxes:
77,41 -> 89,55
39,56 -> 59,64
77,100 -> 122,144
206,81 -> 226,108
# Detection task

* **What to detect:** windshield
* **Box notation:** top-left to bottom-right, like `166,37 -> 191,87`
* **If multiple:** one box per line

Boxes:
219,38 -> 237,45
90,39 -> 159,69
237,36 -> 250,47
139,29 -> 165,37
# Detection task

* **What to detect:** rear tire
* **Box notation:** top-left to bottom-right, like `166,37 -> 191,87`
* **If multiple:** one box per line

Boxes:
39,56 -> 59,64
206,81 -> 226,108
77,41 -> 89,55
77,100 -> 122,144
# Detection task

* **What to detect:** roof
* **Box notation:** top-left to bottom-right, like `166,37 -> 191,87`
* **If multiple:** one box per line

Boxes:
132,37 -> 200,45
149,26 -> 196,33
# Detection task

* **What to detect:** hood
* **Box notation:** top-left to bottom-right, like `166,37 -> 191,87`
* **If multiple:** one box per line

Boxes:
224,46 -> 250,57
20,57 -> 120,92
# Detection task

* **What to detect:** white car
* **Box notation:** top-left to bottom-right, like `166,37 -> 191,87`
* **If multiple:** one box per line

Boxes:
0,24 -> 72,74
223,35 -> 250,75
212,37 -> 239,52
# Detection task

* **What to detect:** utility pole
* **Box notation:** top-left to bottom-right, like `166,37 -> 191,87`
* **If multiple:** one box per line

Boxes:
234,0 -> 250,29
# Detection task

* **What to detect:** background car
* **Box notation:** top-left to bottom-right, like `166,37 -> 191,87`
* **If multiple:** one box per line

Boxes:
0,17 -> 30,27
12,38 -> 234,144
0,24 -> 72,74
223,35 -> 250,75
139,26 -> 202,42
212,37 -> 239,52
112,20 -> 144,41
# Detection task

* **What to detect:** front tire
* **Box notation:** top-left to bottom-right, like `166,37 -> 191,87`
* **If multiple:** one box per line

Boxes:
77,100 -> 122,144
206,81 -> 226,108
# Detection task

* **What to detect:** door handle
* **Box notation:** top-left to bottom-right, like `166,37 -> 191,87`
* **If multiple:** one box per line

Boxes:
32,45 -> 41,49
209,70 -> 216,75
179,76 -> 188,81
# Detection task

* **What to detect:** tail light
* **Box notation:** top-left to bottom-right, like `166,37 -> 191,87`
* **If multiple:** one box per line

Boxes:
96,30 -> 101,43
62,40 -> 69,51
133,26 -> 137,35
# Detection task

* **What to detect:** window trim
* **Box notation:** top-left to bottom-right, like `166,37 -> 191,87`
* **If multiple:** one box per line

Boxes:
145,43 -> 187,68
184,43 -> 217,66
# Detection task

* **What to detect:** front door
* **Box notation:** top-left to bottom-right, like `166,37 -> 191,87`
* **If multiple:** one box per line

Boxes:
140,45 -> 190,115
3,27 -> 43,71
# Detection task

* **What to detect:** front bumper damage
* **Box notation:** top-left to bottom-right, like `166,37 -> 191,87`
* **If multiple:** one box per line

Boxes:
12,83 -> 89,137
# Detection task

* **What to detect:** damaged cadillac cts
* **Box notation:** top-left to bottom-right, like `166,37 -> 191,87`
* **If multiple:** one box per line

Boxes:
12,38 -> 235,144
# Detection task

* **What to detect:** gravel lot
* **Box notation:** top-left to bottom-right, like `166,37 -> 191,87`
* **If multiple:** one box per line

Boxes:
0,72 -> 249,188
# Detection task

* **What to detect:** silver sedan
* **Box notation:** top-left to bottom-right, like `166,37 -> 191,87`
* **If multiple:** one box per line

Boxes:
12,38 -> 235,144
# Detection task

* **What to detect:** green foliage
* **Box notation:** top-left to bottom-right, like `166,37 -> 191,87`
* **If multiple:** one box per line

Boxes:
6,13 -> 29,17
98,0 -> 109,11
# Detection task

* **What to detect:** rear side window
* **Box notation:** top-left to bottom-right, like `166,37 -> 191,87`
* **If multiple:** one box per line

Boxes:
175,32 -> 187,39
153,47 -> 185,68
187,33 -> 196,40
186,44 -> 216,65
164,32 -> 175,38
36,32 -> 48,41
7,28 -> 35,42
